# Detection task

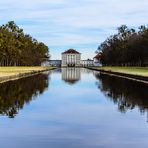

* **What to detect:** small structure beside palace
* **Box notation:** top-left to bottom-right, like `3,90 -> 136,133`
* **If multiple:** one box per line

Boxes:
93,53 -> 102,66
49,60 -> 61,67
81,59 -> 94,67
42,60 -> 61,67
62,49 -> 81,67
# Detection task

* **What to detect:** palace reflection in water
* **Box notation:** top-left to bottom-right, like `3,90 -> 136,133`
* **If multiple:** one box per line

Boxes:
1,68 -> 148,119
62,68 -> 81,85
0,68 -> 148,148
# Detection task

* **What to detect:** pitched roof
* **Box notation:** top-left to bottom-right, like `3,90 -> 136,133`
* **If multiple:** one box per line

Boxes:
62,49 -> 80,54
82,59 -> 93,61
64,79 -> 79,85
94,53 -> 102,60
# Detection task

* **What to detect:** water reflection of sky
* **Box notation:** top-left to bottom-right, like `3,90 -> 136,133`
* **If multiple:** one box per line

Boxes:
0,68 -> 148,148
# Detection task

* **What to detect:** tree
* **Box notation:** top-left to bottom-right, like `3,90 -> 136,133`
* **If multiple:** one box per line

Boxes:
0,21 -> 49,66
97,25 -> 148,66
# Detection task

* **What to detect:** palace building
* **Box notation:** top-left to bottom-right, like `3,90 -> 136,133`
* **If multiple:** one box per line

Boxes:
41,48 -> 102,67
62,49 -> 81,67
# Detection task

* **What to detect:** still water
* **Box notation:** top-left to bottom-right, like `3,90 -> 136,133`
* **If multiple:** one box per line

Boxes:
0,68 -> 148,148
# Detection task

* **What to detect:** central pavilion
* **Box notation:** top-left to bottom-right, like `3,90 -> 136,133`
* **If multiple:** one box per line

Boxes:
62,49 -> 81,67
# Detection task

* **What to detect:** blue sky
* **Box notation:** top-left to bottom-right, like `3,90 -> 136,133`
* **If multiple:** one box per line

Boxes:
0,0 -> 148,59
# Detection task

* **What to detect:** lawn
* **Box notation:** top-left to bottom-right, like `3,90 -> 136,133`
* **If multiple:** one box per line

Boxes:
97,66 -> 148,77
0,66 -> 54,78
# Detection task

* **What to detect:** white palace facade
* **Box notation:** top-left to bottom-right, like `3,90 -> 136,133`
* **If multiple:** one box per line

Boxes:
44,49 -> 101,67
62,49 -> 81,67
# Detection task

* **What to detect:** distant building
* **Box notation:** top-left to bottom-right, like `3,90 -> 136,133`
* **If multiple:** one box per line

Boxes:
41,60 -> 61,67
41,61 -> 50,66
42,49 -> 102,67
81,59 -> 94,67
49,60 -> 61,67
93,53 -> 102,66
62,49 -> 81,67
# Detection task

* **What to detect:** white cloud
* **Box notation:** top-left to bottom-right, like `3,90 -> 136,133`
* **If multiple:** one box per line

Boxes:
0,0 -> 148,59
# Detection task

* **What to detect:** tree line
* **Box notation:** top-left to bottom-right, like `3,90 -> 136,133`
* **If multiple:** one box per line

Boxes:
98,25 -> 148,66
95,73 -> 148,113
0,73 -> 49,118
0,21 -> 49,66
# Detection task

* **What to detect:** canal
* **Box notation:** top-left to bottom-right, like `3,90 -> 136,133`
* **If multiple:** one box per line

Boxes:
0,68 -> 148,148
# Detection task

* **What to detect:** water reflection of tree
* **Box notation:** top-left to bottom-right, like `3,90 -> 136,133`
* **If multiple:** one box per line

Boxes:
95,73 -> 148,113
0,74 -> 49,118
